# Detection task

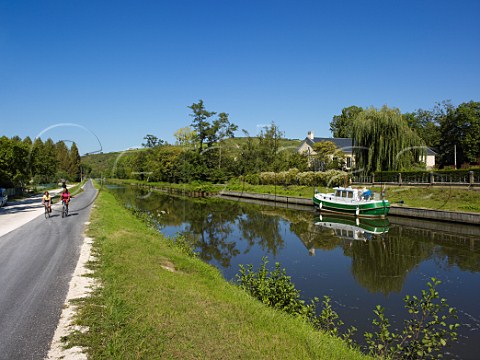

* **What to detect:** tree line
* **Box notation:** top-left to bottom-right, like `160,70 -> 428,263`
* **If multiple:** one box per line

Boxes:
0,135 -> 83,188
95,99 -> 480,183
110,100 -> 309,183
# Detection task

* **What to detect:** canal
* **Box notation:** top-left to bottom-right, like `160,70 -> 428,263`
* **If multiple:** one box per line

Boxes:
107,184 -> 480,359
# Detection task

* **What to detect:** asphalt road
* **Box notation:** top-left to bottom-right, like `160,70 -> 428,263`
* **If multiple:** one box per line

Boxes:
0,180 -> 97,360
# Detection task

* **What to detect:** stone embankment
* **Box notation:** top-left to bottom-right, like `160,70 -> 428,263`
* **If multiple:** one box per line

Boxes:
219,190 -> 480,225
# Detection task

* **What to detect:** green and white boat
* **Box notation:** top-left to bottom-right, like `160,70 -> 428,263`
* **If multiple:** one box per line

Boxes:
313,187 -> 390,218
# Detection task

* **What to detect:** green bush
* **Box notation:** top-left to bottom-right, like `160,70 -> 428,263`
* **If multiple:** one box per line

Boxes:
249,170 -> 349,187
364,278 -> 459,359
236,258 -> 355,339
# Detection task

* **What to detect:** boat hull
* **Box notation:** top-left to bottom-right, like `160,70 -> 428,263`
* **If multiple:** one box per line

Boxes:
313,195 -> 390,218
316,214 -> 390,234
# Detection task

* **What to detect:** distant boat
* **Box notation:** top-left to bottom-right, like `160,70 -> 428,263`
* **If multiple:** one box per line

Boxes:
313,186 -> 390,218
315,214 -> 390,241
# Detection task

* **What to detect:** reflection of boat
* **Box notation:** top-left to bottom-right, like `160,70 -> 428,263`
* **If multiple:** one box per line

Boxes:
315,214 -> 390,241
313,187 -> 390,218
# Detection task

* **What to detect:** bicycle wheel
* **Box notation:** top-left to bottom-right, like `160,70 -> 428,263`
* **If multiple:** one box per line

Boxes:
45,206 -> 48,219
62,202 -> 66,218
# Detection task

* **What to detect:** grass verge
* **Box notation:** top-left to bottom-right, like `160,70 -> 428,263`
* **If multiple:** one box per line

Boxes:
68,189 -> 368,359
372,185 -> 480,212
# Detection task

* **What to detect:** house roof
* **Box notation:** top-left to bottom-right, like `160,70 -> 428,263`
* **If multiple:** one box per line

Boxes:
302,137 -> 354,153
300,137 -> 437,156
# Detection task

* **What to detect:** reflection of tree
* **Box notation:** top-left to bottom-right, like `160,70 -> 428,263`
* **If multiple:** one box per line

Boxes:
346,228 -> 433,294
237,209 -> 285,256
432,238 -> 480,272
388,219 -> 480,273
242,209 -> 341,255
289,219 -> 341,254
185,200 -> 241,267
111,186 -> 289,261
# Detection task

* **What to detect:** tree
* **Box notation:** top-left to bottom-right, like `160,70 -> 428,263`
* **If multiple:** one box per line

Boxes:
23,136 -> 32,146
352,106 -> 426,174
404,109 -> 441,148
131,149 -> 148,180
258,122 -> 284,172
439,101 -> 480,166
174,126 -> 197,146
56,141 -> 70,180
237,130 -> 262,175
312,140 -> 343,171
211,112 -> 238,143
208,112 -> 238,170
457,101 -> 480,163
0,136 -> 29,187
31,138 -> 58,184
330,106 -> 363,138
142,134 -> 164,148
69,142 -> 81,181
189,100 -> 216,151
189,100 -> 238,152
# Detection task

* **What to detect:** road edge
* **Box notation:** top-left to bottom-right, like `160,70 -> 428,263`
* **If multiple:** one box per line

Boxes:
45,223 -> 96,360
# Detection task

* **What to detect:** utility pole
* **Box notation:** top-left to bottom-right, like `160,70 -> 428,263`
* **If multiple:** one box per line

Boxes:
454,144 -> 457,169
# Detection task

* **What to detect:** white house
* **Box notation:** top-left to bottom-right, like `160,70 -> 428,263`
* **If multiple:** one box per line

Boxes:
297,132 -> 355,169
420,148 -> 437,169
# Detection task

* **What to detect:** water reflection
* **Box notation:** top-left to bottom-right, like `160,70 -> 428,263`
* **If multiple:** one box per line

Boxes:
315,215 -> 390,241
296,215 -> 430,294
107,184 -> 480,359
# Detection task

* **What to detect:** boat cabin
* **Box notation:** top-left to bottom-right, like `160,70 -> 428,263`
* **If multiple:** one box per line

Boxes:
333,187 -> 372,201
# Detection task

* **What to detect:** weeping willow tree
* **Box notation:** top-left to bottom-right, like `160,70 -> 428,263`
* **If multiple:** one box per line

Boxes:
353,106 -> 426,174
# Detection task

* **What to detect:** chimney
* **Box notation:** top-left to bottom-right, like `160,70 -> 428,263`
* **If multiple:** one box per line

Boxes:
307,131 -> 314,140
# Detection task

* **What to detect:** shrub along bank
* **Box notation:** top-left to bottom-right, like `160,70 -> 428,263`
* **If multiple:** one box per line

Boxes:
67,188 -> 368,359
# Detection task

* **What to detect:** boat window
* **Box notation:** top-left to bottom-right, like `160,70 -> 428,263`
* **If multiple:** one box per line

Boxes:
347,191 -> 353,199
335,190 -> 341,197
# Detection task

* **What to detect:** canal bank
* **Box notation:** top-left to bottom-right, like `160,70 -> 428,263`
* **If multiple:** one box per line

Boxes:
218,190 -> 480,225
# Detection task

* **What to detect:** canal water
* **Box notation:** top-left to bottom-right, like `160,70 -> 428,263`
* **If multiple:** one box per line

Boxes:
107,184 -> 480,359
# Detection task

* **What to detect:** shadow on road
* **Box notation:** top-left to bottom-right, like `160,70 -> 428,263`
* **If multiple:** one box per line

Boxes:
64,213 -> 79,217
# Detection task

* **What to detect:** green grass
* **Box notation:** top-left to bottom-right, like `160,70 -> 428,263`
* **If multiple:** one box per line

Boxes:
68,188 -> 368,359
223,182 -> 330,198
374,185 -> 480,212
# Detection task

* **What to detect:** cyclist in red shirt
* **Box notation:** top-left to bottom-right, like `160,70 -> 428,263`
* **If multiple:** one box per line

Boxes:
61,187 -> 71,212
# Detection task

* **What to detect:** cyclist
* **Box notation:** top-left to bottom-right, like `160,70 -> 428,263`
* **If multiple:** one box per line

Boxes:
61,187 -> 71,214
42,191 -> 52,213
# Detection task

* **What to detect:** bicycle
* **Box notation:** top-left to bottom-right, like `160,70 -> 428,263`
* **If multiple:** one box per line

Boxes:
62,200 -> 69,218
44,202 -> 51,219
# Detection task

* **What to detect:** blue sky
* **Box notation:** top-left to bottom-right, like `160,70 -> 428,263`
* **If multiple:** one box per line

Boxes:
1,0 -> 479,154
